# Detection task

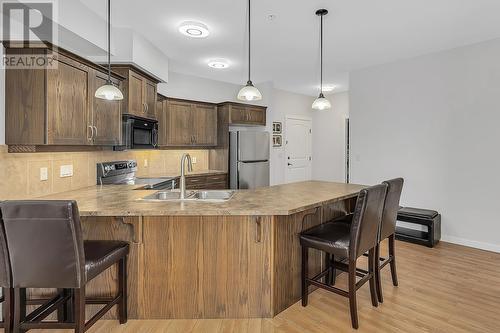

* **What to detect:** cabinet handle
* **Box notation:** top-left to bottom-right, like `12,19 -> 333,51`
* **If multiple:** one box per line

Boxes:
93,126 -> 98,138
87,125 -> 93,141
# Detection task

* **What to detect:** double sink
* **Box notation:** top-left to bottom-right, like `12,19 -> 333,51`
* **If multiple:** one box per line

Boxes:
141,190 -> 235,202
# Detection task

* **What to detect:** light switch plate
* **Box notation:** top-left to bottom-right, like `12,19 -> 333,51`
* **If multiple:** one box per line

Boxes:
192,157 -> 197,164
144,159 -> 148,167
40,167 -> 48,181
60,165 -> 73,178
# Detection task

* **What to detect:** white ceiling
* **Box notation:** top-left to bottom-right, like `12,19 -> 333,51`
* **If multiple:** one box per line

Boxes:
82,0 -> 500,96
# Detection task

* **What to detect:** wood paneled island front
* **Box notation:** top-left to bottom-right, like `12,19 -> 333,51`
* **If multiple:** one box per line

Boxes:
41,181 -> 364,319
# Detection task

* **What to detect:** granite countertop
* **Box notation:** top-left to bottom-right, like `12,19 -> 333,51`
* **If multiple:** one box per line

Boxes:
40,181 -> 365,217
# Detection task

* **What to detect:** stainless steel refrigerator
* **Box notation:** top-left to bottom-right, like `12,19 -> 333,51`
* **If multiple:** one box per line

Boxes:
229,131 -> 270,189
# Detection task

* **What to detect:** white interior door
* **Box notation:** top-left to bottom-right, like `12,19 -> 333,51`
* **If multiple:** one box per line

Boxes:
285,116 -> 312,183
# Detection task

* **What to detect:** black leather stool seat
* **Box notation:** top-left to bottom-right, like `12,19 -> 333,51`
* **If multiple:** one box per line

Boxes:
84,240 -> 129,281
300,222 -> 351,258
398,207 -> 438,220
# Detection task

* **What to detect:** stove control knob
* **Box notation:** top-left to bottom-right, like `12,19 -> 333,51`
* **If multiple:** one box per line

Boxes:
128,162 -> 135,168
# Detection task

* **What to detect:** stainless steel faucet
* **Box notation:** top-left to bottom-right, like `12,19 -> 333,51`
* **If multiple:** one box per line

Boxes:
179,153 -> 193,199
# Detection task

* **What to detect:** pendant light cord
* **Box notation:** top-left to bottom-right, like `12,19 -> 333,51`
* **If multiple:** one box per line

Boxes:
247,0 -> 251,83
320,13 -> 323,93
107,0 -> 111,83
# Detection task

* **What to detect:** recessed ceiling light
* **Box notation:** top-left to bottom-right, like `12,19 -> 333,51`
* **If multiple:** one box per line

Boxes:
178,21 -> 210,38
207,59 -> 230,69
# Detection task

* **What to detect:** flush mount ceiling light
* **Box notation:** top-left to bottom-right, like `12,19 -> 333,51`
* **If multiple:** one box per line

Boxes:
178,21 -> 210,38
207,59 -> 230,69
95,0 -> 123,101
237,0 -> 262,101
312,9 -> 331,111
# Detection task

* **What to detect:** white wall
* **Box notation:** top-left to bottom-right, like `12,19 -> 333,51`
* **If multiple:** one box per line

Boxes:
268,89 -> 315,185
312,92 -> 349,182
0,46 -> 4,145
350,38 -> 500,252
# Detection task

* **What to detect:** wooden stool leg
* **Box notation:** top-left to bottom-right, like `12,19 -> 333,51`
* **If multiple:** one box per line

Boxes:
348,260 -> 359,329
3,288 -> 13,333
389,234 -> 399,286
331,254 -> 337,285
13,288 -> 26,333
118,256 -> 128,324
375,243 -> 384,303
74,287 -> 86,333
325,253 -> 333,285
368,249 -> 379,307
301,247 -> 309,307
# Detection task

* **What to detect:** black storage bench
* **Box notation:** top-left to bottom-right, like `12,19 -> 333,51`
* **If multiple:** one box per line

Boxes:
396,207 -> 441,247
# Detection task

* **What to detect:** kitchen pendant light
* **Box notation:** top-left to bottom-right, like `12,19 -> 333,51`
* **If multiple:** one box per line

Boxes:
95,0 -> 123,101
237,0 -> 262,101
312,9 -> 331,111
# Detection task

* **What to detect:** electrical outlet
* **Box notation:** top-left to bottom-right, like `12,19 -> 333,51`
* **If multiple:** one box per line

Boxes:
144,159 -> 148,167
192,157 -> 197,164
40,167 -> 48,181
60,165 -> 73,178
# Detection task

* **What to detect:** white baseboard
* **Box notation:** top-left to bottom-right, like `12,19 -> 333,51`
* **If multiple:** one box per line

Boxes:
441,235 -> 500,253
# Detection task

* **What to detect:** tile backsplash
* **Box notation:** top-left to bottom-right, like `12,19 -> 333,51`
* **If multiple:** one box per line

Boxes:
0,146 -> 209,200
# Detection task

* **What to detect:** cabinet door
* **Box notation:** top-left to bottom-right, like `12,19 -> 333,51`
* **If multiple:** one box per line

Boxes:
247,106 -> 266,125
144,80 -> 157,119
92,71 -> 122,145
46,56 -> 91,145
157,99 -> 167,146
193,104 -> 217,146
128,71 -> 145,117
229,105 -> 248,124
166,100 -> 194,145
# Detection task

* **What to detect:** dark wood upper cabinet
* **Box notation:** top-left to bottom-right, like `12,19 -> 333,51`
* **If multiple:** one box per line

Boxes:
4,43 -> 124,150
219,102 -> 267,126
157,97 -> 218,147
111,65 -> 159,120
92,71 -> 122,146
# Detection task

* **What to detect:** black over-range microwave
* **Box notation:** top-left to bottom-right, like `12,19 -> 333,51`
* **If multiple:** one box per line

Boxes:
116,115 -> 158,150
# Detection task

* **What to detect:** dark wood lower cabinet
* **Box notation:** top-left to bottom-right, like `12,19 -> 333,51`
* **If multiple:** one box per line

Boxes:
185,174 -> 228,190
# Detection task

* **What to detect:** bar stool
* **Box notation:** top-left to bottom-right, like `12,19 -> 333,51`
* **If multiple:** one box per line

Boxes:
0,207 -> 13,333
300,184 -> 388,329
374,178 -> 404,303
0,200 -> 129,333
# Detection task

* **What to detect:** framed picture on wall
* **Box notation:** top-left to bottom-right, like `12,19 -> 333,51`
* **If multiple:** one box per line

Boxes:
273,135 -> 282,147
272,122 -> 282,134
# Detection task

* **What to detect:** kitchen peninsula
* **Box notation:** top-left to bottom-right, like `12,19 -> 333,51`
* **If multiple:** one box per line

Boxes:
39,181 -> 364,319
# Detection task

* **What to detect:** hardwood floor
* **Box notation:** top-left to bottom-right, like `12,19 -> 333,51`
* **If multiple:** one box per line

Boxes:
7,240 -> 500,333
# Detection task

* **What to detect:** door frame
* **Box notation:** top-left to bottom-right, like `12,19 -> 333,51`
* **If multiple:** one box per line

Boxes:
284,115 -> 313,183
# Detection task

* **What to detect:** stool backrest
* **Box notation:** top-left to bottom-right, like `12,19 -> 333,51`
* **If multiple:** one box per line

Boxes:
380,178 -> 404,240
350,184 -> 387,259
0,205 -> 12,288
0,201 -> 85,288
